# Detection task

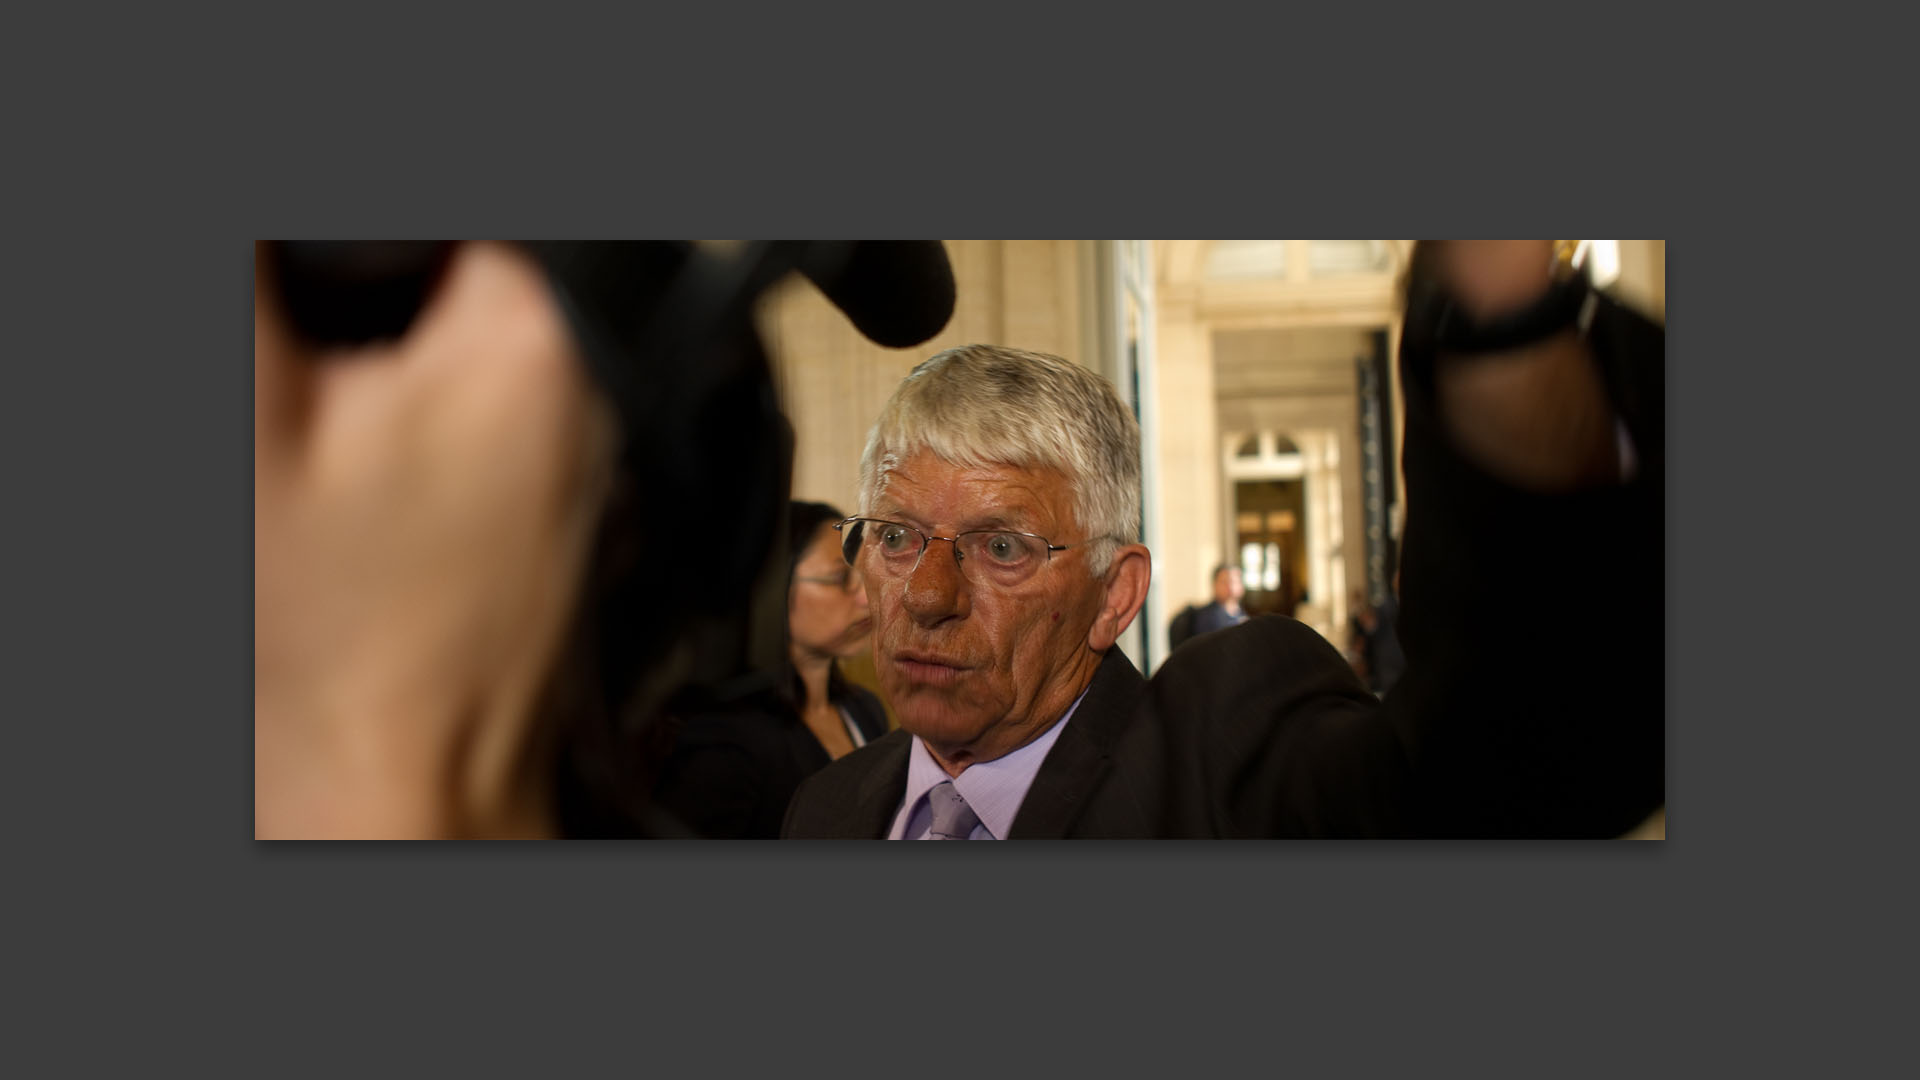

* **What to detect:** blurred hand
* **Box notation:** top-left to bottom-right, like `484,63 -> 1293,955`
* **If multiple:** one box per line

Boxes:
1428,239 -> 1619,492
1436,239 -> 1556,323
254,243 -> 617,838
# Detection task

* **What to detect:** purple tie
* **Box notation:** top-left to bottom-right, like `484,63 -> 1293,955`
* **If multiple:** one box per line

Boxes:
925,780 -> 982,840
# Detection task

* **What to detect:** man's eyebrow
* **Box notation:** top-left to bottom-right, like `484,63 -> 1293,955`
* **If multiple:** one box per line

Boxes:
867,508 -> 1040,533
961,511 -> 1037,532
869,505 -> 923,528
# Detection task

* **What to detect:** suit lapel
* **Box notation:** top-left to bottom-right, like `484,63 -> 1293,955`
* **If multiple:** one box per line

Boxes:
1006,649 -> 1147,838
829,731 -> 911,838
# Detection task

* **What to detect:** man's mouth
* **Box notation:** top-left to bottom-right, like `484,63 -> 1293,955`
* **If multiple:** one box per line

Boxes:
889,649 -> 971,686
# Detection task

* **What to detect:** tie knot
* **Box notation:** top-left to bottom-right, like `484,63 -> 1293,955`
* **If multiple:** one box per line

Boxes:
925,780 -> 982,840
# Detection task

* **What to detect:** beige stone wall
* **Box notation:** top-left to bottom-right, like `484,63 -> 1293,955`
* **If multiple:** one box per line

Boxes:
1652,240 -> 1664,317
1613,239 -> 1665,321
1149,298 -> 1220,624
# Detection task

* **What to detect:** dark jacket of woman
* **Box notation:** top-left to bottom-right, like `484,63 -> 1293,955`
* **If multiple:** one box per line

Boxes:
651,676 -> 888,839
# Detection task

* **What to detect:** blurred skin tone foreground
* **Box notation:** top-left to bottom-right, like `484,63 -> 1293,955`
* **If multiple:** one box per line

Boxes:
255,244 -> 617,838
254,240 -> 1663,839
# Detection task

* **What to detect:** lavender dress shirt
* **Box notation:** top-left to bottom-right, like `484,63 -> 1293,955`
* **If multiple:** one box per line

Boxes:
887,686 -> 1091,840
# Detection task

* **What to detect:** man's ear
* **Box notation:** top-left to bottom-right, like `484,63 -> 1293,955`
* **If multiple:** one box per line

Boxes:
1087,543 -> 1151,652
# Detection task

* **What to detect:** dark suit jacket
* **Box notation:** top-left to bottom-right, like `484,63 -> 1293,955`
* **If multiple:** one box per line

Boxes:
781,641 -> 1165,840
781,617 -> 1401,838
1190,602 -> 1244,637
653,683 -> 889,839
784,291 -> 1664,839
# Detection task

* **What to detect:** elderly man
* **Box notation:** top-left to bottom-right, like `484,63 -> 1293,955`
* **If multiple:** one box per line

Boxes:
783,240 -> 1663,838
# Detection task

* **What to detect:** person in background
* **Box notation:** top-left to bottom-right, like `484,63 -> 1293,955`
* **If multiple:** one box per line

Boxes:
1192,564 -> 1248,637
1170,564 -> 1247,652
651,501 -> 889,838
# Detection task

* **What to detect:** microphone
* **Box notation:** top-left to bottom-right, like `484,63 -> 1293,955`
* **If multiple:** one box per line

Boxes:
267,241 -> 956,352
795,241 -> 956,349
266,242 -> 455,347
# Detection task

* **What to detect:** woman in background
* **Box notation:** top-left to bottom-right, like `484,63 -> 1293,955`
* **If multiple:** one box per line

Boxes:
651,501 -> 888,838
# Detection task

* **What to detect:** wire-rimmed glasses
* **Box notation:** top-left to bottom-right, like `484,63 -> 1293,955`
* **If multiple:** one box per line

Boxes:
833,516 -> 1081,588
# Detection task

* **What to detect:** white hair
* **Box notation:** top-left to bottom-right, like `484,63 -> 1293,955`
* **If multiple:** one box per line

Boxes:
857,345 -> 1140,575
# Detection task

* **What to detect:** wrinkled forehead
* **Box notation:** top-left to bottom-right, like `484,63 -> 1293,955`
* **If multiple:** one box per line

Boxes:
874,450 -> 1077,534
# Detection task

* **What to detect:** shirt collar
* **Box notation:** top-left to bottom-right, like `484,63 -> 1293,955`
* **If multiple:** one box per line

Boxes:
889,684 -> 1092,840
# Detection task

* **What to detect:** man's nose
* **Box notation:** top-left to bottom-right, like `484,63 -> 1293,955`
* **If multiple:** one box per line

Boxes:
901,537 -> 968,626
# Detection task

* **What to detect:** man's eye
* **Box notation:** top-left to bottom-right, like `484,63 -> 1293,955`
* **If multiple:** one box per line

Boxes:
985,534 -> 1027,564
879,526 -> 914,554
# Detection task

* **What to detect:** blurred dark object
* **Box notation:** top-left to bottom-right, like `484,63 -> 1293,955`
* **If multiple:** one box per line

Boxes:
260,240 -> 955,836
269,242 -> 457,346
793,241 -> 958,348
1348,593 -> 1406,696
1400,240 -> 1597,360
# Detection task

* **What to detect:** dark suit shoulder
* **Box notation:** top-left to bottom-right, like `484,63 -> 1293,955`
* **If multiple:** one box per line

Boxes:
1154,615 -> 1369,703
1151,616 -> 1380,758
799,726 -> 908,793
1145,615 -> 1401,836
782,729 -> 912,839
